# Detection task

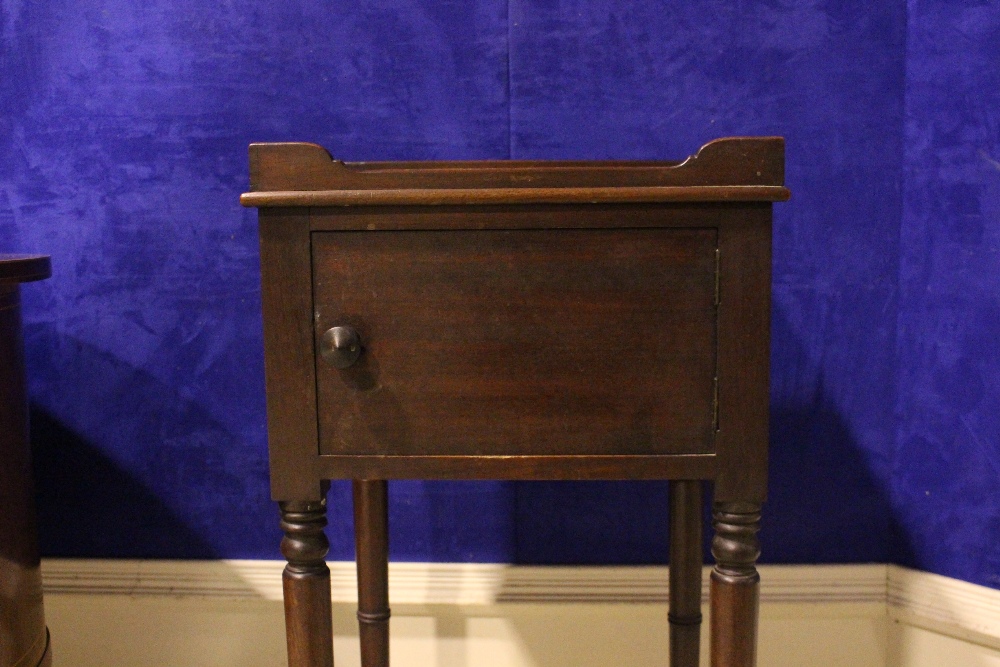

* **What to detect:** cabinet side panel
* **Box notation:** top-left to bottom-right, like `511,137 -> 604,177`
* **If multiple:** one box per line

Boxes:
714,205 -> 772,502
258,209 -> 323,500
0,287 -> 48,667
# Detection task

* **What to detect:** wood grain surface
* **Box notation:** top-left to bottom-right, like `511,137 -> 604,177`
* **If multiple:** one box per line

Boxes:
0,260 -> 51,667
313,227 -> 718,457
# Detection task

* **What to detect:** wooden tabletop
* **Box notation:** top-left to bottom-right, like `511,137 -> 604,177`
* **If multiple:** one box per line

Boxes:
241,136 -> 790,208
0,255 -> 52,285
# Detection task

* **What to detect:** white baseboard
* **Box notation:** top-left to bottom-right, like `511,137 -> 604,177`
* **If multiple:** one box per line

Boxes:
40,559 -> 887,605
887,566 -> 1000,651
38,560 -> 1000,666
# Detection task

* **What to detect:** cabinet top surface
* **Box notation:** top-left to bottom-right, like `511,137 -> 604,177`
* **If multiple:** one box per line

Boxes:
241,136 -> 789,208
0,255 -> 51,284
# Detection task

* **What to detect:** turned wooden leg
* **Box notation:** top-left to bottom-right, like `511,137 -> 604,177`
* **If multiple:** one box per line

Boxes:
669,480 -> 704,667
280,499 -> 333,667
354,480 -> 390,667
710,502 -> 761,667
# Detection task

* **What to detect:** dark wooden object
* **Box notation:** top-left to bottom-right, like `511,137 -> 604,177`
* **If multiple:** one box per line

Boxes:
242,137 -> 788,667
354,480 -> 390,667
0,255 -> 52,667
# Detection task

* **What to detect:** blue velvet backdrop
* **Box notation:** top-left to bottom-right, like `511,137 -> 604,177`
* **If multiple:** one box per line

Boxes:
1,0 -> 996,588
895,0 -> 1000,588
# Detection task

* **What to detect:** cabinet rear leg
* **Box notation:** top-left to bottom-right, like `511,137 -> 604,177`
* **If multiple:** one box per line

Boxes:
354,479 -> 390,667
670,480 -> 704,667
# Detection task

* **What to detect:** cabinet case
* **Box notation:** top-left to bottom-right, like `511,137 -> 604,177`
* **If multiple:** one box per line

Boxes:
242,136 -> 788,667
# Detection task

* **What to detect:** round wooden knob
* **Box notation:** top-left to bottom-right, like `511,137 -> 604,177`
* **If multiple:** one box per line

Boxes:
320,326 -> 362,369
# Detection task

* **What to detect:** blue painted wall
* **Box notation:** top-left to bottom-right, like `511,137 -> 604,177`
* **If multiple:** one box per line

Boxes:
1,0 -> 995,588
894,0 -> 1000,589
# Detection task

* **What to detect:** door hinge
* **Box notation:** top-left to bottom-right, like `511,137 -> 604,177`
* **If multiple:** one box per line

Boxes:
712,375 -> 719,431
713,246 -> 720,431
714,247 -> 721,307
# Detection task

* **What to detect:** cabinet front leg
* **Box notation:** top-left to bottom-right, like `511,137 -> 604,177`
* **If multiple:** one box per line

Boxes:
280,499 -> 334,667
710,502 -> 761,667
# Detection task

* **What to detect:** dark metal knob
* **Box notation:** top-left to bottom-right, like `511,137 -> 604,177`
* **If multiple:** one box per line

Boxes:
320,326 -> 362,369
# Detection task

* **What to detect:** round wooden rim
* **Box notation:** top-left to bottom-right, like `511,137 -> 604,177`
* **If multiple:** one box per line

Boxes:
0,255 -> 52,284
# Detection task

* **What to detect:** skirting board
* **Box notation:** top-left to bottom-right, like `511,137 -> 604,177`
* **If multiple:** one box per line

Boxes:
39,560 -> 1000,648
887,567 -> 1000,650
41,560 -> 885,605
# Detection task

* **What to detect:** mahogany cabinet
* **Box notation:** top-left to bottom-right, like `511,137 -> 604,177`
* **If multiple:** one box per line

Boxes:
0,255 -> 52,667
241,137 -> 788,667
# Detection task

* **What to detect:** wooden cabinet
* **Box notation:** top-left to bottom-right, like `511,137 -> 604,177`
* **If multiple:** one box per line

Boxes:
0,255 -> 52,667
242,137 -> 788,667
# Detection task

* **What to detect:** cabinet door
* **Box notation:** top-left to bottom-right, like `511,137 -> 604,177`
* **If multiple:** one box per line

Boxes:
312,228 -> 717,457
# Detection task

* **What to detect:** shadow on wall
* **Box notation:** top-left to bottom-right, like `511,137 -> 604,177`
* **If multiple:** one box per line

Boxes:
22,321 -> 276,561
510,479 -> 671,564
23,305 -> 913,567
765,303 -> 912,565
766,401 -> 905,564
30,407 -> 218,559
21,301 -> 283,559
